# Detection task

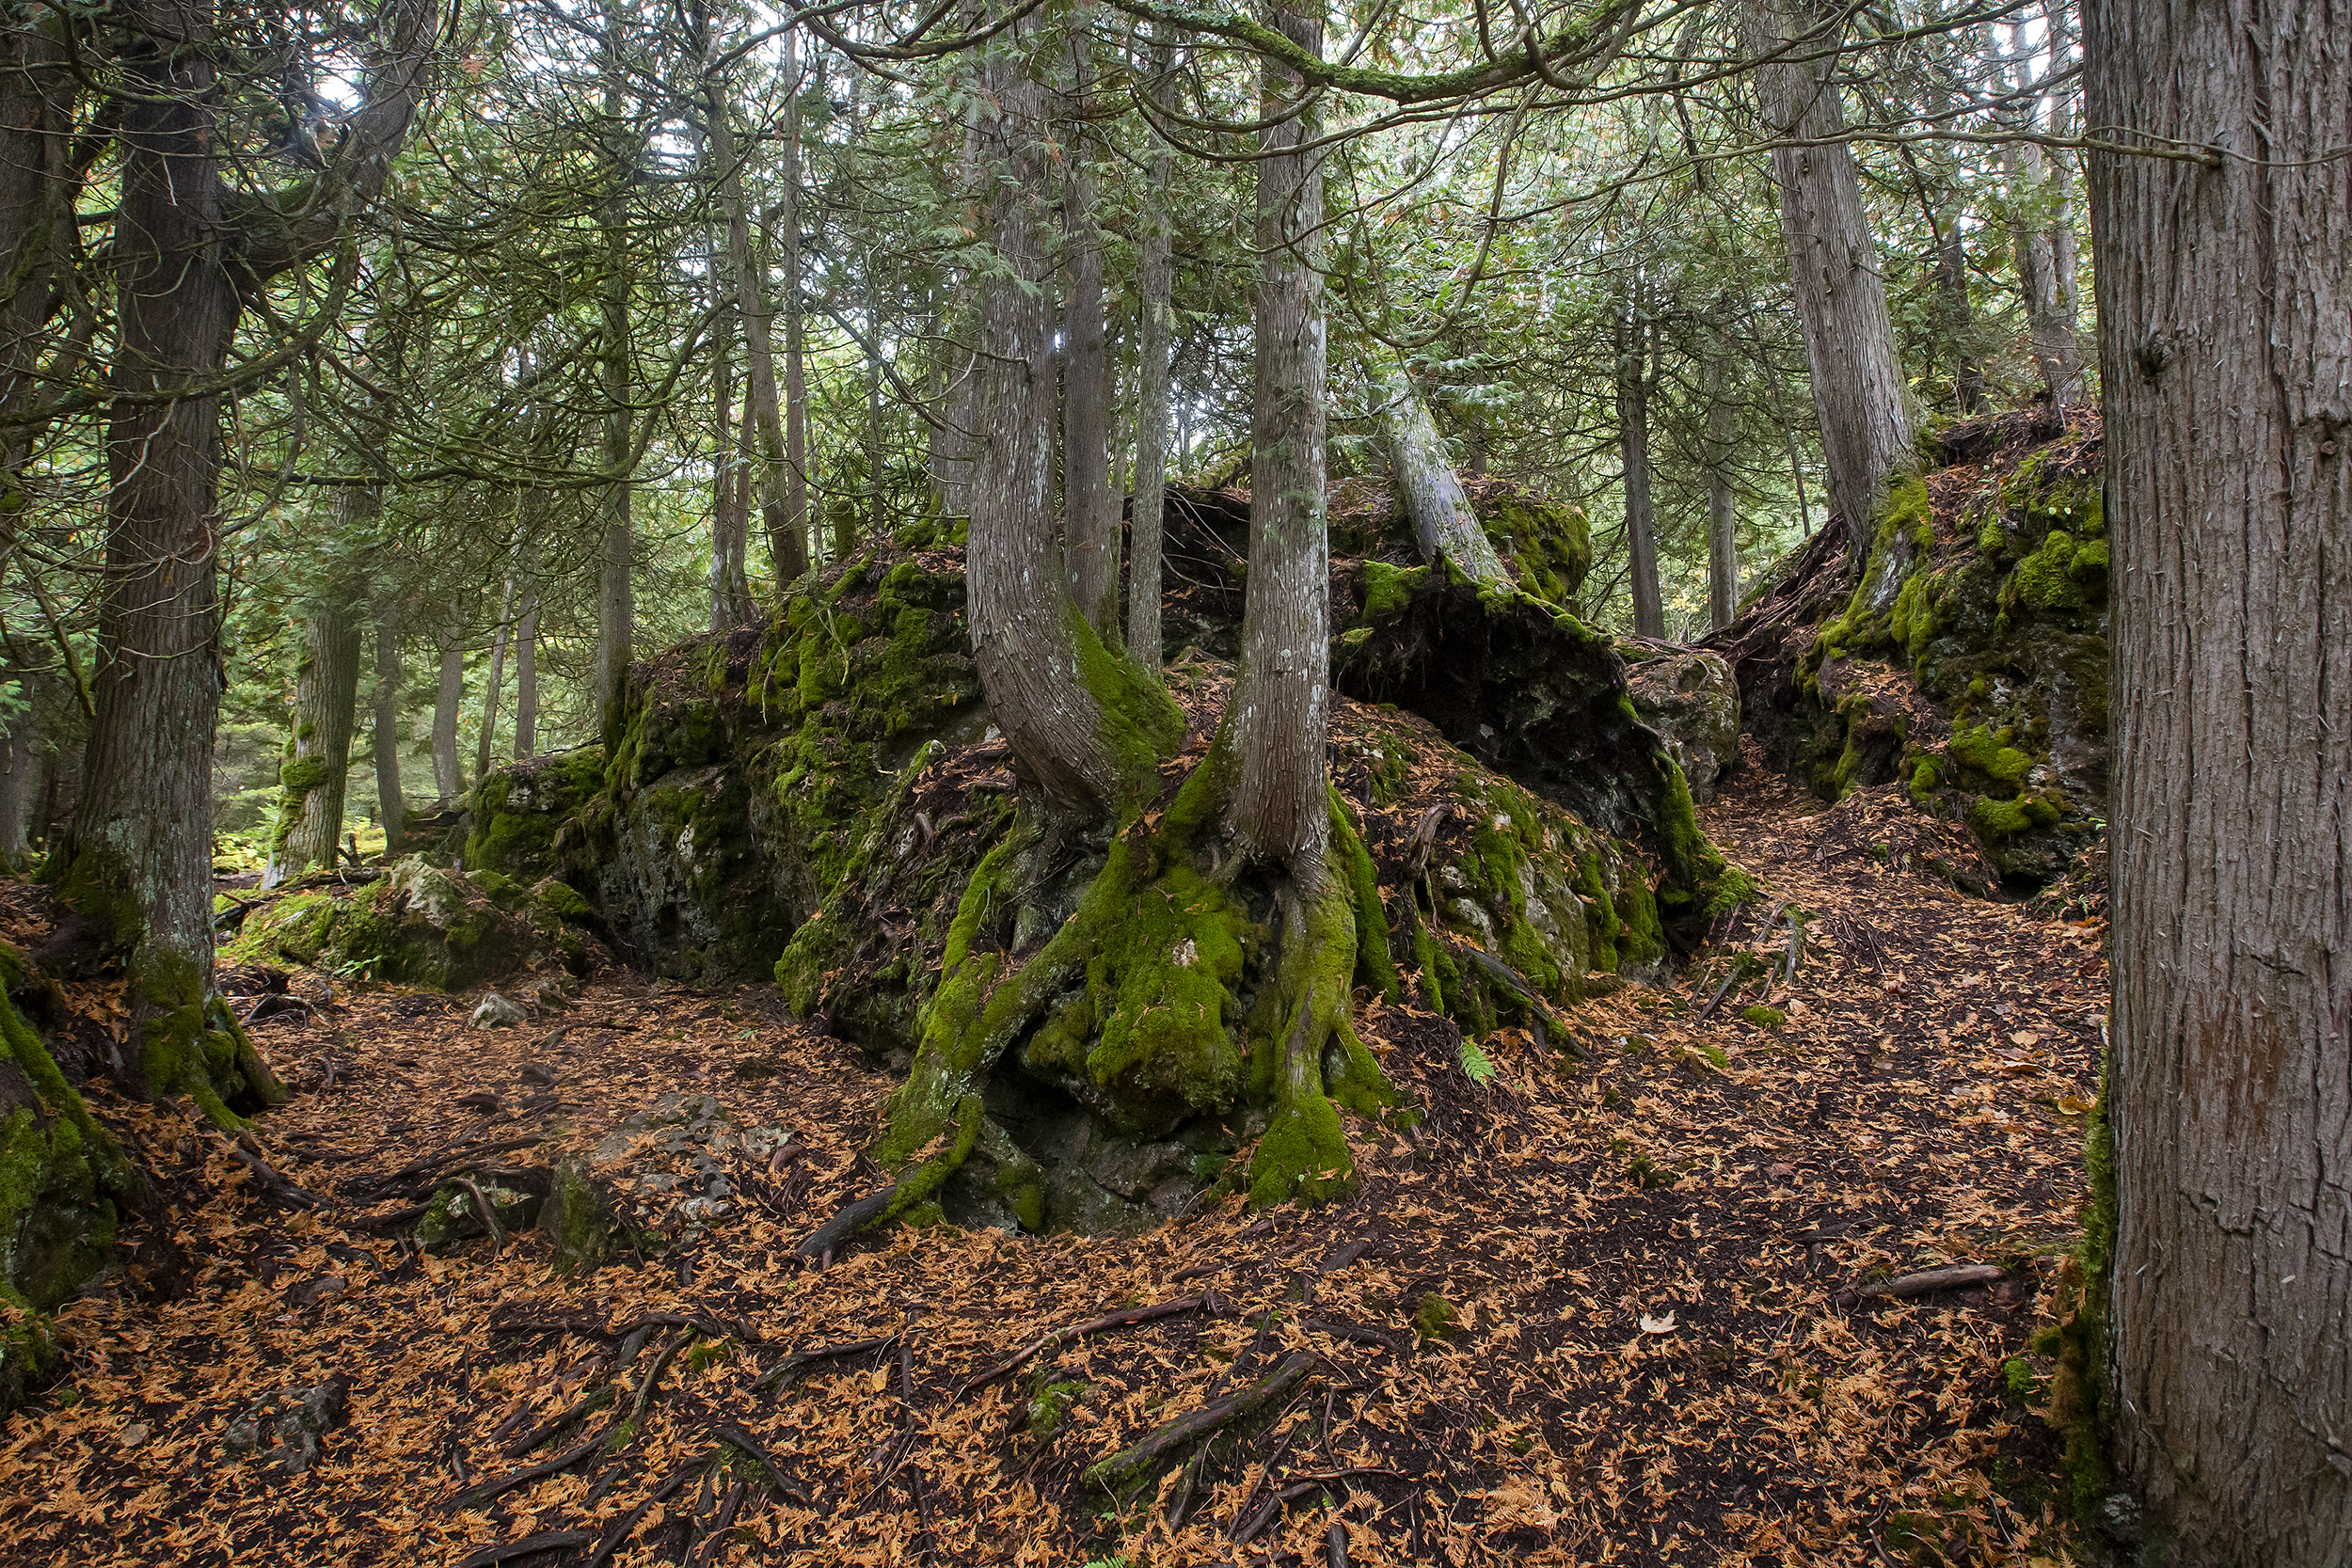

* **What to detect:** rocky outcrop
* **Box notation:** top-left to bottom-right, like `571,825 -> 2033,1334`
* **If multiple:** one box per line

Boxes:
1624,648 -> 1740,803
230,856 -> 595,990
1708,406 -> 2107,887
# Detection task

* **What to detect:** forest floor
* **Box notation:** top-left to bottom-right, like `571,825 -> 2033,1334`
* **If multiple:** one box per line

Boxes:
0,752 -> 2106,1568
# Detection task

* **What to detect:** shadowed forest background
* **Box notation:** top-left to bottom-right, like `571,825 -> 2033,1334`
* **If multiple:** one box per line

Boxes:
0,0 -> 2343,1563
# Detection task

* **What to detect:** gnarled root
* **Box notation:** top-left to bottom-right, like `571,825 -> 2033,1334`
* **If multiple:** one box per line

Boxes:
801,773 -> 1400,1256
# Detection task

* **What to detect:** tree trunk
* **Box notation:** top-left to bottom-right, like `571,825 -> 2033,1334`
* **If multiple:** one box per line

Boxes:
1127,41 -> 1175,673
703,29 -> 803,587
595,0 -> 634,749
0,685 -> 32,869
2088,0 -> 2352,1557
48,0 -> 284,1117
371,590 -> 405,850
709,301 -> 742,631
1747,0 -> 1915,551
432,608 -> 466,801
474,571 -> 515,784
1615,306 -> 1663,639
1224,0 -> 1331,879
262,584 -> 363,887
2003,135 -> 2084,404
0,12 -> 70,526
782,28 -> 811,578
1901,126 -> 1989,415
1705,346 -> 1740,631
1060,17 -> 1120,641
513,580 -> 539,761
962,15 -> 1162,818
1370,352 -> 1508,583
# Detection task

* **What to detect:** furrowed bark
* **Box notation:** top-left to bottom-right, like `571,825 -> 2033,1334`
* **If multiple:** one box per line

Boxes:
475,572 -> 515,786
782,25 -> 812,580
1060,10 -> 1120,641
432,604 -> 466,801
594,0 -> 634,749
1225,0 -> 1331,879
1705,345 -> 1739,631
1615,304 -> 1662,639
1127,35 -> 1177,673
263,584 -> 363,886
512,579 -> 539,761
2088,0 -> 2352,1557
1747,0 -> 1915,551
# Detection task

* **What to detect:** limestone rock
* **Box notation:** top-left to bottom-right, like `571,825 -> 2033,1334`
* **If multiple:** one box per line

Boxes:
469,992 -> 526,1029
1625,649 -> 1740,803
221,1376 -> 349,1479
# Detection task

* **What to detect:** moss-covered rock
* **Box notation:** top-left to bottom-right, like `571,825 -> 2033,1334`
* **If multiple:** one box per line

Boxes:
465,747 -> 608,883
1326,474 -> 1591,604
1624,649 -> 1740,803
1759,409 -> 2109,886
230,856 -> 589,990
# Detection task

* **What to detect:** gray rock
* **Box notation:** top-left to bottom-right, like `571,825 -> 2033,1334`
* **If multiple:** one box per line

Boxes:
222,1376 -> 350,1478
469,991 -> 527,1029
1625,648 -> 1740,803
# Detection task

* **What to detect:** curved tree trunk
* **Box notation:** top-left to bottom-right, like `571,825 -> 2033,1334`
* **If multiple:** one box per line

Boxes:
1126,39 -> 1177,673
1370,352 -> 1508,585
2088,0 -> 2352,1557
1747,0 -> 1915,551
370,589 -> 405,851
262,588 -> 363,887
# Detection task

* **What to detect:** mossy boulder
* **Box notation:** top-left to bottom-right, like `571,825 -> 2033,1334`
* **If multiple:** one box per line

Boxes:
1326,473 -> 1591,603
465,747 -> 608,883
230,856 -> 590,990
1624,649 -> 1740,803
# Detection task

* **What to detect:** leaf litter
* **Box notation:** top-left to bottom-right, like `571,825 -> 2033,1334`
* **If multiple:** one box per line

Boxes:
0,745 -> 2105,1567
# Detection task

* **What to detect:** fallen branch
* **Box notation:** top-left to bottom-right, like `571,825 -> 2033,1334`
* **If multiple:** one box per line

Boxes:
752,1333 -> 899,1394
711,1420 -> 810,1503
1866,1263 -> 2009,1300
1234,1467 -> 1402,1546
453,1528 -> 596,1568
960,1296 -> 1207,1396
502,1386 -> 615,1459
1086,1351 -> 1316,1493
446,1432 -> 602,1513
343,1200 -> 435,1230
1303,1319 -> 1403,1354
584,1457 -> 705,1568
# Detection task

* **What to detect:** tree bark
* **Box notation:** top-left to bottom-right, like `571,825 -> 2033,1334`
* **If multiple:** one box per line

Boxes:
0,11 -> 72,533
1705,344 -> 1739,631
963,8 -> 1161,818
432,607 -> 466,801
1060,15 -> 1120,641
0,683 -> 32,869
1127,39 -> 1176,673
782,28 -> 811,578
371,590 -> 405,850
263,586 -> 363,886
475,572 -> 516,784
1370,352 -> 1507,583
594,0 -> 634,749
2088,0 -> 2352,1557
1615,304 -> 1663,639
513,578 -> 539,761
2002,134 -> 2083,404
1747,0 -> 1915,551
703,25 -> 803,587
1224,0 -> 1331,880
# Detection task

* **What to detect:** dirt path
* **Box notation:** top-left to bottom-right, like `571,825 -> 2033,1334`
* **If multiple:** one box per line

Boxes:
0,768 -> 2104,1567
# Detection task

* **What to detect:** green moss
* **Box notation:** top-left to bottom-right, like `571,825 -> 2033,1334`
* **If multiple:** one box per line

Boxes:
1412,1292 -> 1460,1338
1068,606 -> 1185,811
2008,530 -> 2085,613
1477,490 -> 1592,602
1947,724 -> 2033,789
1969,791 -> 2062,838
1740,1005 -> 1787,1030
1909,757 -> 1941,806
1025,1379 -> 1087,1442
1359,561 -> 1428,625
1701,864 -> 1760,921
278,755 -> 331,793
1329,793 -> 1399,1002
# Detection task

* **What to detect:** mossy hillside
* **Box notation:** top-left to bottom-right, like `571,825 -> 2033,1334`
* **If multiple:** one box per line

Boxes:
1327,474 -> 1590,608
521,541 -> 984,981
1787,416 -> 2108,884
1333,565 -> 1733,944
